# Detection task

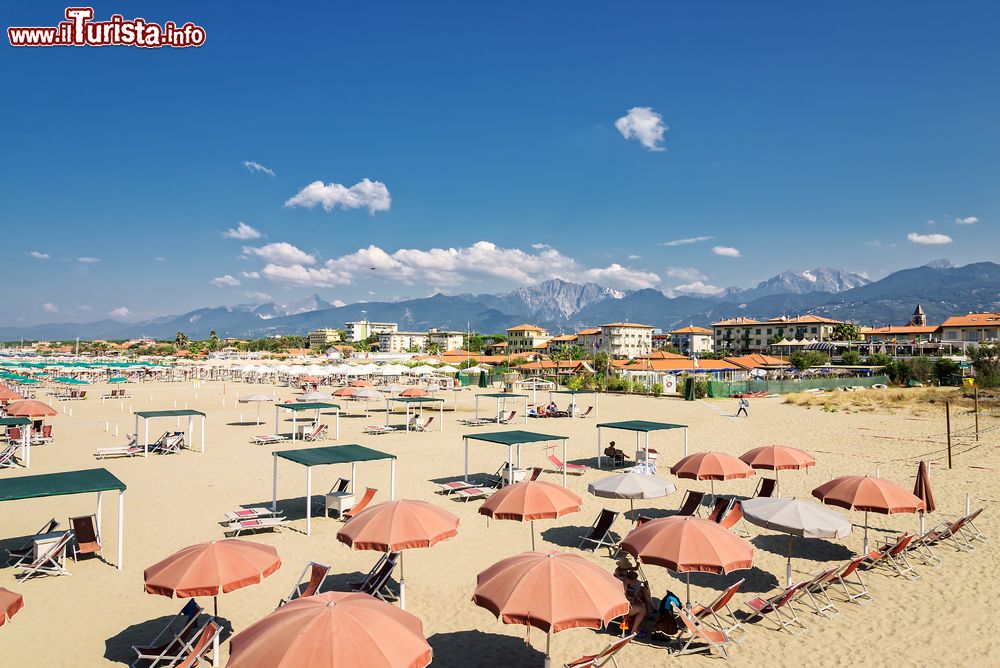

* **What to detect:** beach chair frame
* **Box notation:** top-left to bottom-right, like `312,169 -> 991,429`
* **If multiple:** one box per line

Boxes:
5,518 -> 59,567
578,508 -> 620,555
130,599 -> 204,667
15,531 -> 74,582
563,633 -> 635,667
277,561 -> 330,608
744,582 -> 808,635
834,556 -> 873,605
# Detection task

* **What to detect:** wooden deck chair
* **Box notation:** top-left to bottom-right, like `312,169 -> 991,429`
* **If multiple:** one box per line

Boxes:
131,600 -> 204,667
718,500 -> 751,537
0,441 -> 21,468
752,477 -> 777,498
343,487 -> 377,520
15,531 -> 74,582
277,561 -> 330,607
743,582 -> 808,635
563,633 -> 635,667
578,509 -> 620,554
528,466 -> 544,482
833,556 -> 873,605
674,607 -> 733,660
674,490 -> 706,517
707,497 -> 733,523
6,518 -> 59,566
547,454 -> 586,475
799,567 -> 841,618
69,514 -> 102,562
690,578 -> 746,640
168,618 -> 221,668
228,516 -> 288,536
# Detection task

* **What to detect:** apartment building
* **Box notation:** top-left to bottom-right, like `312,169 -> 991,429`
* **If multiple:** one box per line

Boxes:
939,313 -> 1000,347
574,328 -> 601,353
307,328 -> 342,349
377,331 -> 429,354
345,320 -> 398,342
668,326 -> 714,355
428,329 -> 464,351
713,315 -> 843,353
505,324 -> 551,354
600,322 -> 654,359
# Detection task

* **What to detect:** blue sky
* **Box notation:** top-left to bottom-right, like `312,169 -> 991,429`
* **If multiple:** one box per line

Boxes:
3,1 -> 998,325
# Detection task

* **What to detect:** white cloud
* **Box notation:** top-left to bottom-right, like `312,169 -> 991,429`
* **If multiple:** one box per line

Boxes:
666,267 -> 708,282
955,216 -> 979,225
627,254 -> 641,260
255,241 -> 661,291
907,232 -> 952,245
285,178 -> 391,214
332,299 -> 346,307
242,160 -> 275,177
615,107 -> 667,151
153,257 -> 167,262
28,250 -> 50,260
864,240 -> 881,247
673,280 -> 723,296
712,246 -> 742,258
77,256 -> 100,263
223,222 -> 262,240
531,243 -> 551,250
243,291 -> 272,302
211,274 -> 242,287
661,236 -> 713,247
42,302 -> 58,313
109,306 -> 130,318
240,271 -> 260,279
243,242 -> 316,266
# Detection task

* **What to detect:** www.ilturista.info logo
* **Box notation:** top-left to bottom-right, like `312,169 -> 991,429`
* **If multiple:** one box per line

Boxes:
8,7 -> 206,48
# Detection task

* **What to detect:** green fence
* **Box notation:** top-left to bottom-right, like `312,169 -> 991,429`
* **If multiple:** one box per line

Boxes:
707,375 -> 890,397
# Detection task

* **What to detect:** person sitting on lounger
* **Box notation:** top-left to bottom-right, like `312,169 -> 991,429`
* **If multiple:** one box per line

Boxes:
622,570 -> 653,637
604,441 -> 627,466
535,405 -> 547,417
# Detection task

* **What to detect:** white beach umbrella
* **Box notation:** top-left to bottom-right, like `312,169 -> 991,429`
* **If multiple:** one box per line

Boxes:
299,391 -> 333,402
588,472 -> 677,517
436,366 -> 460,374
741,497 -> 852,586
239,394 -> 277,424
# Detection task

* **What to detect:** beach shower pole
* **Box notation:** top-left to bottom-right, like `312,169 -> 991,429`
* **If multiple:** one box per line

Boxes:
974,386 -> 979,441
946,402 -> 953,469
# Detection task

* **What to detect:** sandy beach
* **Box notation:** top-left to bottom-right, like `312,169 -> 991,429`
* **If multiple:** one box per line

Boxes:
1,380 -> 996,667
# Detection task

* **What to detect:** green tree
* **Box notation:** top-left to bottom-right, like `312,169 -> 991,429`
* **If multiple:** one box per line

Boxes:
424,341 -> 442,355
840,349 -> 862,365
175,331 -> 189,346
832,323 -> 861,341
768,334 -> 783,345
933,358 -> 961,386
970,343 -> 1000,388
591,351 -> 610,376
789,350 -> 830,370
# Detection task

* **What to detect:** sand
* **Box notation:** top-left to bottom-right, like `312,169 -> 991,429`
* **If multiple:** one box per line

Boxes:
1,379 -> 997,666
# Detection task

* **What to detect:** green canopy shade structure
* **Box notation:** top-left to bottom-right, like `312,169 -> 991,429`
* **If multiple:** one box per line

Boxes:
134,409 -> 207,456
595,420 -> 689,469
0,468 -> 126,570
548,389 -> 600,418
462,430 -> 571,487
474,393 -> 528,425
274,402 -> 340,441
0,417 -> 32,468
108,376 -> 128,383
271,444 -> 396,536
384,397 -> 444,432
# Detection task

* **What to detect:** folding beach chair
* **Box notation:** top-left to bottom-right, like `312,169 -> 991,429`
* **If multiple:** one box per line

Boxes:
69,514 -> 102,562
131,600 -> 204,668
718,500 -> 751,537
6,518 -> 59,566
528,466 -> 544,481
7,427 -> 22,443
578,509 -> 620,555
547,454 -> 586,475
277,561 -> 330,608
578,406 -> 594,418
413,416 -> 434,432
674,607 -> 733,660
351,552 -> 399,602
32,425 -> 53,444
563,634 -> 635,667
744,582 -> 808,635
0,441 -> 21,468
15,531 -> 74,582
956,507 -> 988,543
228,516 -> 288,536
707,497 -> 733,523
871,533 -> 920,580
304,423 -> 329,441
674,490 -> 705,517
752,478 -> 777,498
690,578 -> 746,640
499,410 -> 517,424
799,566 -> 842,618
343,487 -> 377,520
159,618 -> 220,668
834,556 -> 874,605
156,432 -> 185,454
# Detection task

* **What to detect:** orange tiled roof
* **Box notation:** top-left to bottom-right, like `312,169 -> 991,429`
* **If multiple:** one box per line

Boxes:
767,315 -> 843,325
724,354 -> 788,369
601,322 -> 654,328
940,313 -> 1000,327
507,324 -> 546,332
668,326 -> 713,335
862,326 -> 939,335
576,328 -> 600,336
712,318 -> 761,326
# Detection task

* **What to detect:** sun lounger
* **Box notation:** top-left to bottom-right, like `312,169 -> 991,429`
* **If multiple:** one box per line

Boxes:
227,516 -> 288,536
277,561 -> 330,608
578,508 -> 620,555
744,582 -> 808,635
343,487 -> 377,520
460,417 -> 494,426
250,434 -> 288,445
364,425 -> 395,435
438,480 -> 475,494
450,486 -> 496,502
674,490 -> 705,517
674,607 -> 733,659
547,454 -> 586,475
6,518 -> 59,566
222,507 -> 278,523
799,566 -> 842,617
0,441 -> 21,468
69,514 -> 102,562
31,425 -> 53,444
131,600 -> 204,668
563,633 -> 634,667
15,531 -> 74,582
833,556 -> 873,605
752,477 -> 777,498
690,578 -> 746,640
95,435 -> 142,459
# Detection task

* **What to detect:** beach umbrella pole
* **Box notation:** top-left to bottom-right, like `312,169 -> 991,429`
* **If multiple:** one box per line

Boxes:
531,521 -> 536,551
786,535 -> 793,587
544,630 -> 551,668
399,552 -> 406,610
863,511 -> 869,554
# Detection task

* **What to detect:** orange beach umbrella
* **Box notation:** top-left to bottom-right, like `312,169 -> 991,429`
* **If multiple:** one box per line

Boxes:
812,475 -> 924,553
0,588 -> 24,626
479,481 -> 581,550
5,400 -> 56,418
739,445 -> 815,495
670,451 -> 755,498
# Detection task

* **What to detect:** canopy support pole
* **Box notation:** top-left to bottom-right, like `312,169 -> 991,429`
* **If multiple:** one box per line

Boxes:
96,491 -> 103,538
23,428 -> 29,468
292,412 -> 297,442
508,446 -> 514,485
475,395 -> 479,420
201,416 -> 205,453
275,406 -> 279,438
516,444 -> 521,469
306,466 -> 312,536
463,438 -> 469,482
271,456 -> 278,512
351,462 -> 357,493
597,426 -> 602,468
523,396 -> 528,424
645,433 -> 650,470
390,458 -> 396,500
683,428 -> 688,457
144,418 -> 149,458
188,416 -> 193,452
117,489 -> 124,571
562,439 -> 568,488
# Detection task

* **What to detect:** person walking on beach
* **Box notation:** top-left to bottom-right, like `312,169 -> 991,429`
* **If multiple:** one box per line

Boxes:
736,396 -> 749,418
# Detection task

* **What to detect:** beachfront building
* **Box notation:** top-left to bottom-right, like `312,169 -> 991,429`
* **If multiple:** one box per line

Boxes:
712,317 -> 761,354
378,331 -> 429,354
307,328 -> 342,349
600,322 -> 654,359
574,327 -> 601,353
713,315 -> 843,354
861,325 -> 939,344
345,320 -> 398,342
428,329 -> 464,351
506,324 -> 551,354
668,326 -> 714,356
938,312 -> 1000,348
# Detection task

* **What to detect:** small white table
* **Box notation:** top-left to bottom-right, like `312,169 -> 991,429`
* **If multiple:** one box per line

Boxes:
34,531 -> 69,562
500,467 -> 529,486
325,492 -> 355,518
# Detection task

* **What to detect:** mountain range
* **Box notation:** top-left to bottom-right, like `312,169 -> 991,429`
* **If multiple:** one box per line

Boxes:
1,262 -> 997,342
